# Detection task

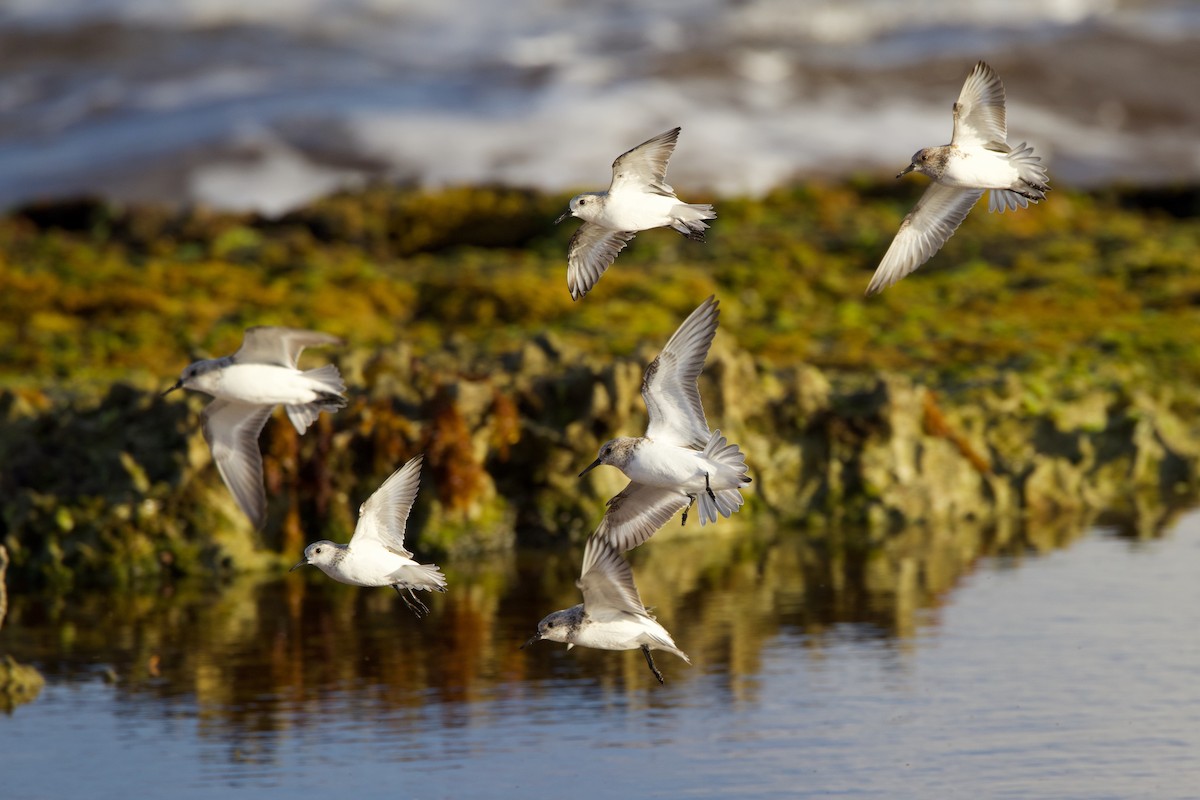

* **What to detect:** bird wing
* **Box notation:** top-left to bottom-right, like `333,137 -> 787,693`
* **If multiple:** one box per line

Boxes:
597,482 -> 691,553
865,183 -> 984,295
608,127 -> 680,196
201,399 -> 274,528
234,326 -> 343,368
951,61 -> 1007,148
350,454 -> 422,558
566,223 -> 638,300
578,535 -> 647,621
643,295 -> 718,447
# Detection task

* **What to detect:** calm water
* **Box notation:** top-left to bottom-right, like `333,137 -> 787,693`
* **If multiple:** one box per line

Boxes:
2,512 -> 1199,799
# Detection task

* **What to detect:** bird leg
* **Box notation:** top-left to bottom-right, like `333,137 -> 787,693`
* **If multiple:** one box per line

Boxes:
682,494 -> 696,526
641,645 -> 665,685
393,585 -> 429,618
704,472 -> 717,502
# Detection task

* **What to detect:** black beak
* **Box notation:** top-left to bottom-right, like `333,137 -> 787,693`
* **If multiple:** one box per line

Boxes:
521,632 -> 541,649
288,558 -> 308,572
578,457 -> 602,478
554,210 -> 572,224
896,163 -> 915,179
161,380 -> 183,397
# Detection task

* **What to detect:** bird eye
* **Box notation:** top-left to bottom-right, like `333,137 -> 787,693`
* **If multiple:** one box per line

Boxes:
315,547 -> 322,554
579,199 -> 587,205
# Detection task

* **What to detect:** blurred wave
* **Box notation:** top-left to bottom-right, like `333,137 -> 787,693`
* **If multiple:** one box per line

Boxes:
0,0 -> 1196,214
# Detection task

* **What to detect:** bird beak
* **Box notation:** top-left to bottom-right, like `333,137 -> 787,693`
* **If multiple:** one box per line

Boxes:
161,379 -> 182,397
521,632 -> 541,649
554,209 -> 572,224
896,163 -> 915,178
289,558 -> 308,572
578,457 -> 602,478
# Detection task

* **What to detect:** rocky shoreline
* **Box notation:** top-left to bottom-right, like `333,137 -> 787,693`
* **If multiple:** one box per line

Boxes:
1,183 -> 1198,588
3,332 -> 1196,589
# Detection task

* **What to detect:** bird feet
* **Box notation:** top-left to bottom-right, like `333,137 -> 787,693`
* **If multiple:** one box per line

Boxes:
641,645 -> 665,685
705,472 -> 717,502
393,585 -> 430,618
682,494 -> 696,526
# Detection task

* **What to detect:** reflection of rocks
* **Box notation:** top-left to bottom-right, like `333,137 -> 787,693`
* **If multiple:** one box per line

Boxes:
2,335 -> 1199,584
0,655 -> 44,712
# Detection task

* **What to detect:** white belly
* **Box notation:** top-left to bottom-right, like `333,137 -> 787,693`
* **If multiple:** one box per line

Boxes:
942,148 -> 1019,190
215,364 -> 322,405
598,191 -> 680,231
622,441 -> 708,492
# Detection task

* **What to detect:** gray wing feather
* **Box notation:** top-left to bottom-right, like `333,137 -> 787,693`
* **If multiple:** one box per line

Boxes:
567,224 -> 638,300
866,184 -> 984,295
351,454 -> 422,557
952,61 -> 1007,148
609,127 -> 680,195
235,326 -> 343,368
202,399 -> 274,528
643,295 -> 718,447
597,482 -> 690,553
579,535 -> 648,619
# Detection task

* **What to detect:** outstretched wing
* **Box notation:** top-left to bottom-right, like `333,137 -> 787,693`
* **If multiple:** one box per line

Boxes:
578,535 -> 647,621
202,399 -> 274,528
235,326 -> 343,368
951,61 -> 1007,148
567,224 -> 638,300
643,295 -> 718,447
865,183 -> 984,295
350,454 -> 423,557
597,482 -> 690,553
609,127 -> 680,196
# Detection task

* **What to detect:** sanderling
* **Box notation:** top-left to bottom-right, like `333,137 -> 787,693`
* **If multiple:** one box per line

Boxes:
522,533 -> 690,684
290,454 -> 447,617
866,61 -> 1050,295
579,295 -> 750,536
556,127 -> 716,300
164,326 -> 346,528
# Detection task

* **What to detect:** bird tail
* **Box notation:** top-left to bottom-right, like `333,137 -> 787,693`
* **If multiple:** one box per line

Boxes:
990,142 -> 1050,213
670,203 -> 717,242
395,562 -> 449,593
695,429 -> 750,526
285,364 -> 347,434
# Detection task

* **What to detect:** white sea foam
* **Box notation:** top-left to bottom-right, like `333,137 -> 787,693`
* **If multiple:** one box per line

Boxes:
0,0 -> 1195,212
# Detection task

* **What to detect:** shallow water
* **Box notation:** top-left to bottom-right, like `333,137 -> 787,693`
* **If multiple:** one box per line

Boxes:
2,512 -> 1199,798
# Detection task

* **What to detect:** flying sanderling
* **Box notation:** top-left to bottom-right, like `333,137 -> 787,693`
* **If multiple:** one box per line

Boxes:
866,60 -> 1050,295
522,533 -> 690,684
579,295 -> 750,537
290,454 -> 447,617
556,127 -> 716,300
164,326 -> 346,528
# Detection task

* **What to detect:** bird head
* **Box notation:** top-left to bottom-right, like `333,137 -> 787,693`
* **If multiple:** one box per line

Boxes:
522,607 -> 577,648
897,148 -> 932,179
162,358 -> 223,396
579,437 -> 633,477
290,540 -> 338,572
556,193 -> 601,224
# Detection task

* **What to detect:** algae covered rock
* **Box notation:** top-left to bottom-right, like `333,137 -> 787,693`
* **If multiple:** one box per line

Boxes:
0,655 -> 44,713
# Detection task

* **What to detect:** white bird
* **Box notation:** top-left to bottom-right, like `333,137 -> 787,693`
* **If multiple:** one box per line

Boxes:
579,295 -> 751,533
164,326 -> 346,528
522,533 -> 690,684
556,127 -> 716,300
866,60 -> 1050,295
290,454 -> 447,617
